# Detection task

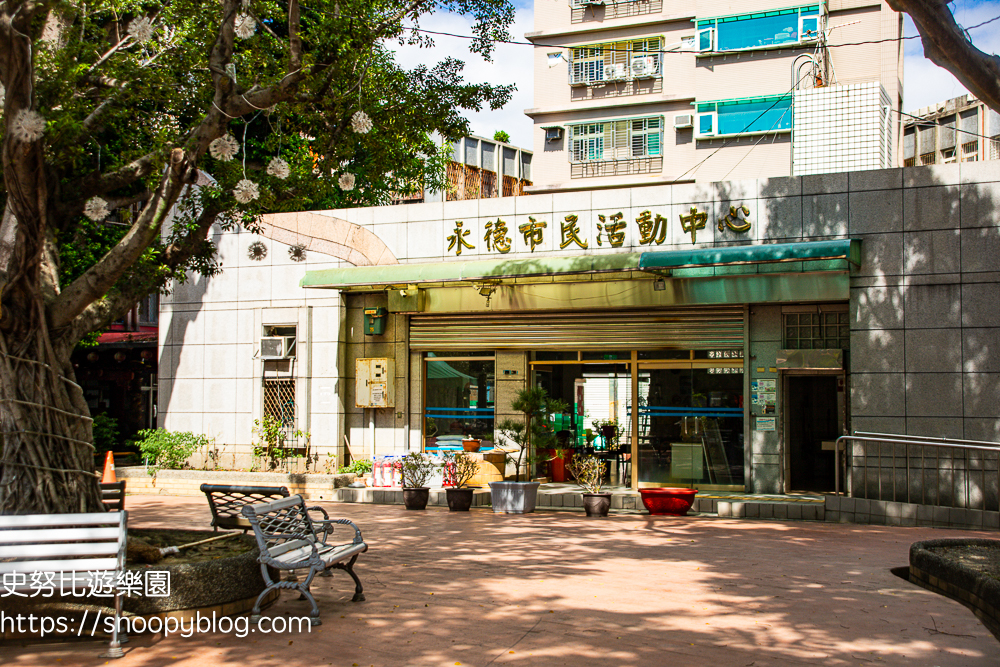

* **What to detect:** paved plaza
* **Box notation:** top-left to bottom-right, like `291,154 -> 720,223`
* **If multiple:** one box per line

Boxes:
2,495 -> 997,666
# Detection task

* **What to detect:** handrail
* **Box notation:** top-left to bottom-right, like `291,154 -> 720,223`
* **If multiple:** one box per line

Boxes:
854,431 -> 1000,450
834,433 -> 1000,512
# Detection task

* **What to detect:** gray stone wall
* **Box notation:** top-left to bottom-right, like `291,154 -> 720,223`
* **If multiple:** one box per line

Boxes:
748,305 -> 783,493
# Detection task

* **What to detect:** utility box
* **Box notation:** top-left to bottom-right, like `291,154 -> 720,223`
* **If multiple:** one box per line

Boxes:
364,307 -> 387,335
356,358 -> 395,408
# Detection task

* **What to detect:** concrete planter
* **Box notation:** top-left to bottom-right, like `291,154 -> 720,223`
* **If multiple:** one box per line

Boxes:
489,481 -> 540,514
116,467 -> 356,500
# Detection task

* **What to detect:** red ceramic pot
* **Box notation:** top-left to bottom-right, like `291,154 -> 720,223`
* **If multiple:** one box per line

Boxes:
639,488 -> 697,516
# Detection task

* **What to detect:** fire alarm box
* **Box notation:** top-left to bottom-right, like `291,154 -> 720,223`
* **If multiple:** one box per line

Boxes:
356,358 -> 395,408
364,307 -> 387,335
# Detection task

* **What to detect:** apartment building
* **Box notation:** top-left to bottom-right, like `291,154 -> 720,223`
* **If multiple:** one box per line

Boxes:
902,94 -> 1000,167
391,134 -> 533,204
526,0 -> 903,192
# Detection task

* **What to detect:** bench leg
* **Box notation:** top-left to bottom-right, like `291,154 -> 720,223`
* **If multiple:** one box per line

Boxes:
99,593 -> 125,659
344,554 -> 365,602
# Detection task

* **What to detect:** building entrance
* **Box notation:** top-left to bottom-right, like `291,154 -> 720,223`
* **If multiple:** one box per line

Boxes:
785,375 -> 840,493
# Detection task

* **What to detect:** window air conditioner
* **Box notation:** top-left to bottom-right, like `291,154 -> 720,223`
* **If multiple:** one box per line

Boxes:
674,114 -> 694,129
260,336 -> 296,359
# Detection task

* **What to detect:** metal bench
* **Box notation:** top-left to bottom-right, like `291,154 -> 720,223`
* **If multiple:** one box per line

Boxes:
100,481 -> 126,511
0,511 -> 128,658
199,484 -> 290,532
241,495 -> 367,626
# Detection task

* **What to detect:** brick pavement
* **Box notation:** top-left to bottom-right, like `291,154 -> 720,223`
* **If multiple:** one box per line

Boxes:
2,494 -> 996,666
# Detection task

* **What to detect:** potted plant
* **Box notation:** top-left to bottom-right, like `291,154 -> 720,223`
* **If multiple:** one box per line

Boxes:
567,455 -> 611,517
443,452 -> 479,511
492,387 -> 568,514
400,452 -> 438,510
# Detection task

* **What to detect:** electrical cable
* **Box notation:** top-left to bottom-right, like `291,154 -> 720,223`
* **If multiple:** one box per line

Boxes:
393,12 -> 1000,56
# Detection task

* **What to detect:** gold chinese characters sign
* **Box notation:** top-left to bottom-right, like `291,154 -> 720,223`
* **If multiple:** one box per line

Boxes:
445,205 -> 752,255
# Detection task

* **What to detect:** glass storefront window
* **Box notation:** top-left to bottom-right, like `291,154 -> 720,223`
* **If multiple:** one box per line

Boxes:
637,366 -> 744,488
425,355 -> 495,451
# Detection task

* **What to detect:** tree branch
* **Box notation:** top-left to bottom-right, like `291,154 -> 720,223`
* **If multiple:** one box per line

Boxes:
889,0 -> 1000,114
47,148 -> 187,330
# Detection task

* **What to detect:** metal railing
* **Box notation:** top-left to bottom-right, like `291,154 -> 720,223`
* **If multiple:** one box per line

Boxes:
834,431 -> 1000,512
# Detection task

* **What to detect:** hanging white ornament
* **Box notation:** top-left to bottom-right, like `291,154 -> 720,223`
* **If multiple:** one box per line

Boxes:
128,16 -> 155,43
350,111 -> 373,134
233,179 -> 260,203
0,83 -> 5,110
11,109 -> 46,142
234,14 -> 257,39
209,134 -> 239,161
266,157 -> 290,180
338,173 -> 356,191
83,197 -> 110,222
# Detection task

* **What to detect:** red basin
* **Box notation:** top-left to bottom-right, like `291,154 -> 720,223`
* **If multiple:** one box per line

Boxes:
639,488 -> 697,516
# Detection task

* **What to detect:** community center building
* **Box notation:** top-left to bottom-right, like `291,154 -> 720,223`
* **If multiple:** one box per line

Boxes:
159,161 -> 1000,495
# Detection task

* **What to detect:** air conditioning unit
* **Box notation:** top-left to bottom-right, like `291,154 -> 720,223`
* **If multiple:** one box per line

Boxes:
631,56 -> 655,78
674,114 -> 694,129
603,64 -> 617,81
260,336 -> 296,360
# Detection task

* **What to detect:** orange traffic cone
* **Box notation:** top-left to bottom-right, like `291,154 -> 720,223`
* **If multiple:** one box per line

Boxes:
101,451 -> 116,484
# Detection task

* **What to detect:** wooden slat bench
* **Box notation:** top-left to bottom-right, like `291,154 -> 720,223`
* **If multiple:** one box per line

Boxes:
241,495 -> 367,625
199,484 -> 290,532
0,511 -> 128,658
100,481 -> 126,511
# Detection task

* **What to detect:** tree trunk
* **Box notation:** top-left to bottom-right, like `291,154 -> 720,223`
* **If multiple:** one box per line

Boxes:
0,294 -> 103,514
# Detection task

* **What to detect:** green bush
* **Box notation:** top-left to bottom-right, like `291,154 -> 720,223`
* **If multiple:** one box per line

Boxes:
337,459 -> 373,475
132,430 -> 209,477
91,413 -> 119,453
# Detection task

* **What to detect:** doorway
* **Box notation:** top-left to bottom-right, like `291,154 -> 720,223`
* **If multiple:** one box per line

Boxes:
785,375 -> 840,493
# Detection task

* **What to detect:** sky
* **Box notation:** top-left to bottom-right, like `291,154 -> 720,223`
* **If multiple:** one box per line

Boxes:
393,1 -> 1000,149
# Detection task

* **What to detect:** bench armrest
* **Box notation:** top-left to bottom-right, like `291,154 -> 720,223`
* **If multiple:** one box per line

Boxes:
305,506 -> 364,545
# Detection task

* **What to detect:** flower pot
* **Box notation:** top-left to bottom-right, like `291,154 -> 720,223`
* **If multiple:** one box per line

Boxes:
462,439 -> 482,453
582,492 -> 612,517
550,450 -> 573,483
403,487 -> 430,510
639,488 -> 697,516
489,481 -> 540,514
445,487 -> 477,511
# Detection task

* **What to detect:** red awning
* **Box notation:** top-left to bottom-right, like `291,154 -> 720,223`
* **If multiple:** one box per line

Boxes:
97,325 -> 158,345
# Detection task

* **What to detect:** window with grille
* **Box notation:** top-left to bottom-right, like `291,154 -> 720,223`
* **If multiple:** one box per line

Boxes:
262,378 -> 301,446
569,38 -> 661,85
784,312 -> 849,350
569,116 -> 662,162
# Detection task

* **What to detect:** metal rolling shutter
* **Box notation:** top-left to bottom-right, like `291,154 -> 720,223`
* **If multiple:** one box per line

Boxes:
409,307 -> 744,351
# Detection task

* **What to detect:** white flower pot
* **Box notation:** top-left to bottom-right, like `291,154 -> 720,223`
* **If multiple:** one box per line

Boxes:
489,481 -> 540,514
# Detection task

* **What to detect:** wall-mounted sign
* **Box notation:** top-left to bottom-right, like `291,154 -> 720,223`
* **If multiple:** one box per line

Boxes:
445,203 -> 755,255
755,417 -> 776,431
708,350 -> 744,359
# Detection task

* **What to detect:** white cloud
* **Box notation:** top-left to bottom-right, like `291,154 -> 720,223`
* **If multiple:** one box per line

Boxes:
391,9 -> 535,148
903,0 -> 1000,111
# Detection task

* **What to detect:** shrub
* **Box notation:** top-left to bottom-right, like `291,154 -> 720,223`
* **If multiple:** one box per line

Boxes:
400,452 -> 438,488
133,430 -> 209,478
337,459 -> 373,475
566,455 -> 606,494
444,451 -> 479,488
91,413 -> 119,453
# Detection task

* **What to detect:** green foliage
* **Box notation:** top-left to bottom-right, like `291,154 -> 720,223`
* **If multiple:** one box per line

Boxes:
566,455 -> 606,494
444,451 -> 479,488
133,429 -> 208,476
251,414 -> 309,471
91,413 -> 120,453
495,387 -> 569,482
337,458 -> 374,475
492,130 -> 511,144
3,0 -> 517,344
400,452 -> 438,488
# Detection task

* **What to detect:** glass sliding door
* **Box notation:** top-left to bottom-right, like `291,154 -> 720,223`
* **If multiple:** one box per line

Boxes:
424,353 -> 495,451
637,362 -> 744,489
